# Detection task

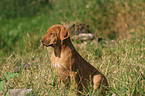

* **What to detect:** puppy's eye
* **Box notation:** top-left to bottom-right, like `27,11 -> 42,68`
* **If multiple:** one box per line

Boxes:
50,33 -> 54,35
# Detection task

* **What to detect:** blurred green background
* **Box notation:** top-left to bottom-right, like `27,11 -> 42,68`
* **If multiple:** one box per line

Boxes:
0,0 -> 144,55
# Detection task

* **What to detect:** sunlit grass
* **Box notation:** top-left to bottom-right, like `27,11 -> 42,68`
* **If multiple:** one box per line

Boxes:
0,30 -> 144,95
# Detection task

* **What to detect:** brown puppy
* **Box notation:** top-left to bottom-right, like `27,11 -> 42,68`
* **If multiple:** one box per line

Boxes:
41,24 -> 108,95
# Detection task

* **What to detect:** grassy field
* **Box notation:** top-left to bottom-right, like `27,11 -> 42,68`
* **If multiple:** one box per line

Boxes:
0,0 -> 145,95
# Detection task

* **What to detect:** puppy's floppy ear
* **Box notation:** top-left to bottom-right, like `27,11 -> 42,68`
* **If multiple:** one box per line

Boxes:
59,26 -> 70,44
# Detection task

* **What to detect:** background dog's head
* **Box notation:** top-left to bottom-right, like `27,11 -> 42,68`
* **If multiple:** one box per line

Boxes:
41,24 -> 70,47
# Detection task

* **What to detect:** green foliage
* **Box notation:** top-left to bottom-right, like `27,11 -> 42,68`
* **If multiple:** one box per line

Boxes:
0,27 -> 20,52
0,81 -> 6,92
3,72 -> 19,81
0,72 -> 19,92
0,0 -> 52,19
0,0 -> 144,54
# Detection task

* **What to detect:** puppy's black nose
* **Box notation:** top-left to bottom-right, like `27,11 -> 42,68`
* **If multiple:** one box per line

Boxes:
40,39 -> 44,43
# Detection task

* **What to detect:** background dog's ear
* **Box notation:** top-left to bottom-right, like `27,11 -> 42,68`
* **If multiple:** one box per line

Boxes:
60,27 -> 70,44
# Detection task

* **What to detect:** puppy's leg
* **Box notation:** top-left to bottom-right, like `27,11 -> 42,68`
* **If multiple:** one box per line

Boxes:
74,73 -> 85,96
92,74 -> 108,95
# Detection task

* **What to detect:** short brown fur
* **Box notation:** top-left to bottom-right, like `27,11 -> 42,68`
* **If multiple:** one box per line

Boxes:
41,24 -> 108,95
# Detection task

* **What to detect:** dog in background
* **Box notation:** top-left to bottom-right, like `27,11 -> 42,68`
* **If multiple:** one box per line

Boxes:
41,24 -> 108,95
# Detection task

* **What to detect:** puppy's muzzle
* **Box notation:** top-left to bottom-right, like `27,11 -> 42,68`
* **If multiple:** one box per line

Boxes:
40,39 -> 53,47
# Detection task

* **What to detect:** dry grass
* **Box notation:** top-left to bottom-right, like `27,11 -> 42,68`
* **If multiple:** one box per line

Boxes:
0,28 -> 144,95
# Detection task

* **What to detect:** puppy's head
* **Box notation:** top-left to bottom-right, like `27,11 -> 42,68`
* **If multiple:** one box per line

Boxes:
41,24 -> 70,47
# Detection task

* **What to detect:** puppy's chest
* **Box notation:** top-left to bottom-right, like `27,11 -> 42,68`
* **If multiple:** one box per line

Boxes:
53,57 -> 69,69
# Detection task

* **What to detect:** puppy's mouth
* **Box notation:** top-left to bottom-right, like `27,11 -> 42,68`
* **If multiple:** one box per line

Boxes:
42,43 -> 53,47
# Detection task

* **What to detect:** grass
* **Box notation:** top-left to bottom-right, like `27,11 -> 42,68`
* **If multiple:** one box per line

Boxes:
0,0 -> 145,95
0,31 -> 144,95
